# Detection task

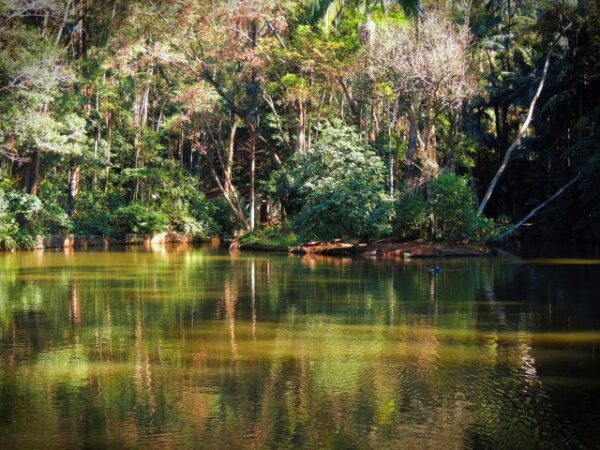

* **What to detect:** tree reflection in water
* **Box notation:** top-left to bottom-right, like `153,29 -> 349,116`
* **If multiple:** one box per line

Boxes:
0,247 -> 597,449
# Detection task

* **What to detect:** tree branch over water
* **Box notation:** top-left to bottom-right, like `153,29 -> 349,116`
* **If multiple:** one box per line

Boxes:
498,173 -> 582,240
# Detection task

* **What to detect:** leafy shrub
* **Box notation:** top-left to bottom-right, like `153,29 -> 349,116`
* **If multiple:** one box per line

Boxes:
71,192 -> 114,236
294,177 -> 394,241
0,188 -> 46,248
393,188 -> 429,240
0,189 -> 18,249
0,181 -> 70,248
280,123 -> 394,241
239,225 -> 298,249
391,174 -> 499,243
162,193 -> 217,239
429,173 -> 496,242
210,197 -> 243,238
110,204 -> 167,236
36,203 -> 72,234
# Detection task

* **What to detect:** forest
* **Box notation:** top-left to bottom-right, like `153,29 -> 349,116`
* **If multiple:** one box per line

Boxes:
1,0 -> 599,250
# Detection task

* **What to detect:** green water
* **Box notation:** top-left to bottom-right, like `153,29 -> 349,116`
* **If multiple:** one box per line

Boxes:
1,246 -> 599,449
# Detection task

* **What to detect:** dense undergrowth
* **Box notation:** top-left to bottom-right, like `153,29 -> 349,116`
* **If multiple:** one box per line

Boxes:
1,1 -> 598,249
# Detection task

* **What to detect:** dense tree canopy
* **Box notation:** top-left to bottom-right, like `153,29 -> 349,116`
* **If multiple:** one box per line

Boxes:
1,0 -> 599,249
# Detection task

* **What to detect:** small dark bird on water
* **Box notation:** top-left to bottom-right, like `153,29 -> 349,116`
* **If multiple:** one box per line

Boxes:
429,266 -> 442,274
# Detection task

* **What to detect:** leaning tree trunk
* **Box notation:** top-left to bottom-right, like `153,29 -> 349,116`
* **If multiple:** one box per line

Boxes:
479,50 -> 552,214
497,173 -> 582,239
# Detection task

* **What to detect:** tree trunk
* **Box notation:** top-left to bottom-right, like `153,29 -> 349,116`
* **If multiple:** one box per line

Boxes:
133,76 -> 151,201
225,120 -> 238,195
68,161 -> 80,212
479,50 -> 552,214
249,125 -> 256,231
426,182 -> 436,240
55,0 -> 73,44
25,148 -> 40,196
260,199 -> 269,224
497,173 -> 581,239
105,123 -> 112,193
406,111 -> 418,179
296,100 -> 306,152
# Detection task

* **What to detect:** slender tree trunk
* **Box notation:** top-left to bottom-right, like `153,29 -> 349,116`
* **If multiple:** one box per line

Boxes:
406,110 -> 418,179
337,77 -> 360,125
92,91 -> 100,189
208,161 -> 250,230
479,50 -> 552,214
249,125 -> 256,231
68,160 -> 81,212
55,0 -> 73,44
388,125 -> 394,196
133,74 -> 151,201
41,10 -> 50,37
296,100 -> 306,152
105,122 -> 112,193
426,182 -> 435,240
225,120 -> 238,195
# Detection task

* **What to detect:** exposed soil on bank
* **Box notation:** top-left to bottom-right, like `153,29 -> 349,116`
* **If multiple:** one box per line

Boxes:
238,238 -> 492,258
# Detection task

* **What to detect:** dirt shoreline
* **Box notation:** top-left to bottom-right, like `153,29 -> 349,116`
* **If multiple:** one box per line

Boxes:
239,238 -> 492,259
4,234 -> 492,259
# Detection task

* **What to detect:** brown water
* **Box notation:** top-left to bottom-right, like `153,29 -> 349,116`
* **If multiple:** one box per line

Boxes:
0,245 -> 599,449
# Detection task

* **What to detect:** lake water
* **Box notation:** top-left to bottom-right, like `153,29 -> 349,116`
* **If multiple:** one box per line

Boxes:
1,245 -> 599,449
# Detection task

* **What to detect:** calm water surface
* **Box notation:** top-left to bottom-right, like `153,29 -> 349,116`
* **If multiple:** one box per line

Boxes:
1,245 -> 599,449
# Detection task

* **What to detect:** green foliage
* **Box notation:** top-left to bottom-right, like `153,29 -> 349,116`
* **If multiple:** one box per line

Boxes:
110,204 -> 168,236
71,192 -> 114,237
281,123 -> 394,241
209,197 -> 243,238
429,173 -> 496,243
0,187 -> 68,248
0,0 -> 597,249
393,187 -> 429,241
0,189 -> 18,250
239,225 -> 298,250
392,175 -> 499,243
165,193 -> 218,239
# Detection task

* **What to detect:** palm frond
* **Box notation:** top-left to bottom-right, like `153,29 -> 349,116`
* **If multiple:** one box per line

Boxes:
322,0 -> 346,34
306,0 -> 423,33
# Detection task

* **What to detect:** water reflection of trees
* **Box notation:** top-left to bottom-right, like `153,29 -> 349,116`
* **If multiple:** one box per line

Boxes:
0,249 -> 588,448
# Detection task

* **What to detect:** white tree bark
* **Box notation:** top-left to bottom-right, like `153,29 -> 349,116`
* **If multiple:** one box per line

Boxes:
478,50 -> 552,214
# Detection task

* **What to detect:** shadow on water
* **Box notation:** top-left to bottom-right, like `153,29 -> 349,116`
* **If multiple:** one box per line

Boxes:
0,245 -> 598,449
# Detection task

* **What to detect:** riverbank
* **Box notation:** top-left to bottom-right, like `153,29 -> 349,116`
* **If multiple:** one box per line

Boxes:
0,232 -> 205,252
238,237 -> 491,259
4,231 -> 490,259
